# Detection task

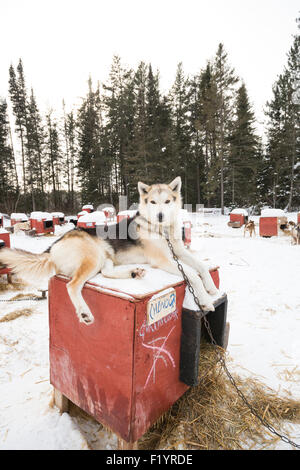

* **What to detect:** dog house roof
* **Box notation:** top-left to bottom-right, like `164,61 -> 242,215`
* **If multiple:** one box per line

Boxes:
30,211 -> 53,221
261,208 -> 285,217
82,204 -> 94,210
79,211 -> 106,224
11,213 -> 28,220
51,212 -> 64,217
230,208 -> 248,215
118,210 -> 138,217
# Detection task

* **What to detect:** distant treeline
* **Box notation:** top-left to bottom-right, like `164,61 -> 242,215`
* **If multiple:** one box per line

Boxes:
0,34 -> 299,215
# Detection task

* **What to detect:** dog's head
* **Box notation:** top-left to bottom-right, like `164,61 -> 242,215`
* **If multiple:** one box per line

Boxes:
138,177 -> 182,227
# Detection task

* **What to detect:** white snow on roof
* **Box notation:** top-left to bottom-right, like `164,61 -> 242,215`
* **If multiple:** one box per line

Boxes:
77,210 -> 88,217
231,208 -> 248,215
79,211 -> 106,224
82,204 -> 94,210
261,208 -> 285,217
51,212 -> 64,218
118,210 -> 137,217
11,213 -> 28,220
30,211 -> 53,220
102,207 -> 115,212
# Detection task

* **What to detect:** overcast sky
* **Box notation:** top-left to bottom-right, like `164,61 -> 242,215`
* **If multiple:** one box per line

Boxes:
0,0 -> 299,131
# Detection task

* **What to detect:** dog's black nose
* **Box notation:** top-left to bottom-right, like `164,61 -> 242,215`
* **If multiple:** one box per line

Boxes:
158,212 -> 164,222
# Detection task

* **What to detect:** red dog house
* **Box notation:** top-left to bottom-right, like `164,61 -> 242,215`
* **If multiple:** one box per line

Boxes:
49,264 -> 227,446
51,212 -> 65,226
117,210 -> 137,223
229,209 -> 248,228
65,215 -> 78,227
82,204 -> 94,214
259,209 -> 287,237
77,211 -> 106,229
30,212 -> 54,235
297,213 -> 300,225
10,212 -> 28,226
0,230 -> 11,281
102,207 -> 115,221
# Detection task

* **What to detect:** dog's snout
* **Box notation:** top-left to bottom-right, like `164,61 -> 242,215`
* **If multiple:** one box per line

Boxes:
158,212 -> 164,222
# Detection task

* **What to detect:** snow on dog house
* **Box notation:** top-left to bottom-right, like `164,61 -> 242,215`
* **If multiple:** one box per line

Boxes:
30,211 -> 54,234
65,215 -> 78,226
10,212 -> 28,226
229,208 -> 248,228
117,210 -> 137,223
102,206 -> 115,221
0,229 -> 11,281
77,210 -> 89,220
51,212 -> 65,226
77,210 -> 106,229
82,204 -> 94,213
49,263 -> 227,446
259,208 -> 288,237
180,209 -> 192,248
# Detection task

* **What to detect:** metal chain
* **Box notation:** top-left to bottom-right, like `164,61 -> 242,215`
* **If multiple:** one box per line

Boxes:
0,296 -> 46,302
165,236 -> 300,450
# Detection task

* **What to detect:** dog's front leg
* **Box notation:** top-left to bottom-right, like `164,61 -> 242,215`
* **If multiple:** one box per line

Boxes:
147,252 -> 215,312
170,241 -> 218,296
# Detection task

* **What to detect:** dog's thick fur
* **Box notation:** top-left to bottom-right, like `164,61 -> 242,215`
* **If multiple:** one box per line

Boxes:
0,177 -> 218,324
13,221 -> 31,235
244,220 -> 256,238
291,224 -> 300,245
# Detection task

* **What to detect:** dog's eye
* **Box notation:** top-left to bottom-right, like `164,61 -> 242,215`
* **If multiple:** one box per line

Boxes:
165,200 -> 170,204
150,201 -> 156,204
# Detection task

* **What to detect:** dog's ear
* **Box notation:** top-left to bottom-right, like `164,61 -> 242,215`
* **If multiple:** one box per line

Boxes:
138,182 -> 150,196
169,176 -> 182,193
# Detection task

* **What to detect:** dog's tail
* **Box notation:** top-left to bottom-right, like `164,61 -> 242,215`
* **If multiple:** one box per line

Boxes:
0,248 -> 55,282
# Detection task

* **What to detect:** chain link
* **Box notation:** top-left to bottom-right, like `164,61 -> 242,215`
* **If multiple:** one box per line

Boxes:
165,235 -> 300,450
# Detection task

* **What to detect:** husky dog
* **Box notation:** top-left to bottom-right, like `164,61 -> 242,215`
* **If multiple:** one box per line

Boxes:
13,221 -> 31,235
0,177 -> 218,325
291,224 -> 300,245
244,220 -> 256,237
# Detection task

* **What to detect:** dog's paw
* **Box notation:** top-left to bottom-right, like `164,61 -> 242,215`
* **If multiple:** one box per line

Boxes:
78,311 -> 94,325
200,301 -> 215,313
131,268 -> 146,279
207,285 -> 219,296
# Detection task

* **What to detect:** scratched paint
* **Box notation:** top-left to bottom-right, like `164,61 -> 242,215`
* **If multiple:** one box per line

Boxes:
142,325 -> 176,387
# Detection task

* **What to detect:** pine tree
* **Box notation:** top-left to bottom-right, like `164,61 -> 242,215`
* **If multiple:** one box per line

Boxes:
213,44 -> 239,212
229,83 -> 259,206
0,99 -> 19,212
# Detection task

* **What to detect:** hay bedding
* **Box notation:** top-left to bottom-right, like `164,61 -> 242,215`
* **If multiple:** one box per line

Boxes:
139,344 -> 300,450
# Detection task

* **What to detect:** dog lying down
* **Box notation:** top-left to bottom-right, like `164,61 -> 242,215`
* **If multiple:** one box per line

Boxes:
0,177 -> 219,325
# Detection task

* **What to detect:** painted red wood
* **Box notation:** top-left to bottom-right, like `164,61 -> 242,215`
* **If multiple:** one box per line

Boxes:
183,221 -> 192,248
49,268 -> 220,442
0,232 -> 11,276
229,213 -> 245,226
53,216 -> 65,226
30,217 -> 54,234
297,213 -> 300,225
259,217 -> 278,237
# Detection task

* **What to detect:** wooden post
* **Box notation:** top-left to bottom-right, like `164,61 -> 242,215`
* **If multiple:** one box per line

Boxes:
117,438 -> 138,450
54,388 -> 69,413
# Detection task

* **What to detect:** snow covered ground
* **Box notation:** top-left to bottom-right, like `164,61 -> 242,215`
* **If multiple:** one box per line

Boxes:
0,215 -> 299,450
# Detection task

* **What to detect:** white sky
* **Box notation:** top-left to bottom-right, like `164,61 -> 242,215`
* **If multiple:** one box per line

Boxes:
0,0 -> 299,132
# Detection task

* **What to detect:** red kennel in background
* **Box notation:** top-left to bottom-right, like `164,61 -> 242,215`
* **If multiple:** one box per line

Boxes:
10,213 -> 28,226
77,211 -> 106,229
0,231 -> 11,279
117,210 -> 137,223
49,265 -> 224,444
259,209 -> 287,238
30,212 -> 54,235
297,213 -> 300,225
51,212 -> 65,226
82,204 -> 94,214
229,209 -> 248,228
